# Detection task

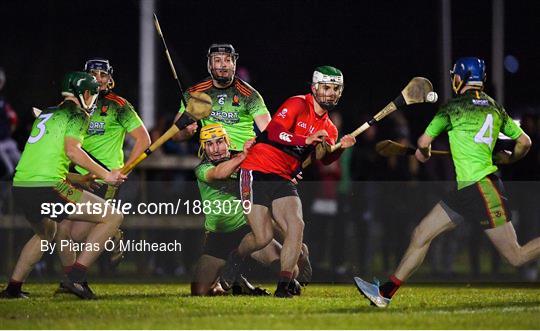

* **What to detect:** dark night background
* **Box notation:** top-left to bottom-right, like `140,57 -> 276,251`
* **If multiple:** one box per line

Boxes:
2,0 -> 540,282
2,0 -> 540,141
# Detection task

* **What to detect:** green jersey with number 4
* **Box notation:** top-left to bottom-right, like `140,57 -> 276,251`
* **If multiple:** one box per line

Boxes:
179,77 -> 269,151
425,90 -> 523,189
13,101 -> 88,187
195,160 -> 246,233
75,92 -> 143,174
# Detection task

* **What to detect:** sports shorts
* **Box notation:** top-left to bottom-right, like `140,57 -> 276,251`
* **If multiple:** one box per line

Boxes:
202,225 -> 251,260
239,169 -> 299,208
79,182 -> 119,200
440,174 -> 511,229
12,180 -> 84,223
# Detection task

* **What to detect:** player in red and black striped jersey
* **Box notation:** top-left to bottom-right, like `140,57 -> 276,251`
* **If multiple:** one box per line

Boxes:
220,66 -> 356,297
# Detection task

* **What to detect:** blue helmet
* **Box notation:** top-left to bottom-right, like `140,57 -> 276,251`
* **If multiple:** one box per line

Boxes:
450,57 -> 486,93
84,58 -> 113,75
84,58 -> 115,90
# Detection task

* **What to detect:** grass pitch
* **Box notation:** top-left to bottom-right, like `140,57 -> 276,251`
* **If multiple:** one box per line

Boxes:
1,283 -> 539,329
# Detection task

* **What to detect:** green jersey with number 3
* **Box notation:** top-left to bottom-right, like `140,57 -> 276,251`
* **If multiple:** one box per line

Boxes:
75,92 -> 143,174
425,90 -> 523,189
179,77 -> 269,151
195,160 -> 246,233
13,101 -> 88,187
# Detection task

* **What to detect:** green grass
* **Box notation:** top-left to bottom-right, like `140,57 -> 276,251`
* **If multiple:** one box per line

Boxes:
1,283 -> 539,329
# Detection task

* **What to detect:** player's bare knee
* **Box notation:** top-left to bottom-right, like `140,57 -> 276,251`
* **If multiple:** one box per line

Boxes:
503,250 -> 526,267
105,212 -> 124,228
411,225 -> 430,248
255,231 -> 273,249
41,221 -> 57,242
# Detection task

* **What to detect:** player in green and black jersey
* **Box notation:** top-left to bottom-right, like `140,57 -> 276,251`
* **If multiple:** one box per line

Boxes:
176,43 -> 271,150
0,72 -> 127,300
54,59 -> 151,281
192,124 -> 307,296
354,57 -> 540,308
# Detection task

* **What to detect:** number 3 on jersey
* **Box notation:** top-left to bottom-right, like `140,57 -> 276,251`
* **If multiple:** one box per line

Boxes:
474,113 -> 494,147
28,113 -> 53,144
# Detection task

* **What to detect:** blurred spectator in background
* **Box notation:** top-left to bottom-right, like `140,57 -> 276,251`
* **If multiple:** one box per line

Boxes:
0,67 -> 21,181
0,67 -> 21,217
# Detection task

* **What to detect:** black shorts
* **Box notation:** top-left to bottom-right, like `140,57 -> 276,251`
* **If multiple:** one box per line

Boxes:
12,180 -> 84,223
441,174 -> 511,229
239,169 -> 299,208
202,225 -> 251,260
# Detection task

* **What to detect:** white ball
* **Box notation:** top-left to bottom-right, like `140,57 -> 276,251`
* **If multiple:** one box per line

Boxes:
426,91 -> 438,103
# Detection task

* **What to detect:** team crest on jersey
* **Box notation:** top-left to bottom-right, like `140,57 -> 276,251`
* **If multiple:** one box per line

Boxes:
232,95 -> 240,107
88,121 -> 106,135
472,99 -> 489,107
100,105 -> 109,116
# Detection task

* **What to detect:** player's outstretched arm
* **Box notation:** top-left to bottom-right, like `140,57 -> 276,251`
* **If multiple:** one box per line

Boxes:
494,132 -> 532,165
415,133 -> 434,163
205,154 -> 246,181
64,137 -> 126,185
125,125 -> 151,166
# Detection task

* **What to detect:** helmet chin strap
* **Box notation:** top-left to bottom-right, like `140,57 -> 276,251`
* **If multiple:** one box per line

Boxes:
78,93 -> 98,113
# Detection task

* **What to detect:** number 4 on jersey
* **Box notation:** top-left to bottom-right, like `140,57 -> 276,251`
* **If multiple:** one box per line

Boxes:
474,113 -> 494,147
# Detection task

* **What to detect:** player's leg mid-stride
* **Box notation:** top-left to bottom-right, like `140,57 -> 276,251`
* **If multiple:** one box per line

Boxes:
354,57 -> 540,308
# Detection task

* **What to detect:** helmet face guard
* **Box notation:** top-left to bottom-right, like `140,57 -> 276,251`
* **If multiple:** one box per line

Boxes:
61,71 -> 100,113
198,123 -> 232,163
311,66 -> 344,111
84,58 -> 115,90
450,57 -> 486,94
207,44 -> 239,85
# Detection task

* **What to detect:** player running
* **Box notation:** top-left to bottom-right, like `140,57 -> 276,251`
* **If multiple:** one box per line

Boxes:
220,66 -> 356,297
54,59 -> 151,279
175,43 -> 271,150
0,72 -> 126,300
354,57 -> 540,308
192,124 -> 306,296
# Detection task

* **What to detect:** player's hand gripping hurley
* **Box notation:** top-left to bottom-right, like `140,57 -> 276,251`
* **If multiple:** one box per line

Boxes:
303,77 -> 436,168
121,14 -> 212,175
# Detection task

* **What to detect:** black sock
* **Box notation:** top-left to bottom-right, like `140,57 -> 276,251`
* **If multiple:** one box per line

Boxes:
6,279 -> 22,294
277,271 -> 293,290
67,263 -> 88,283
379,275 -> 402,299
